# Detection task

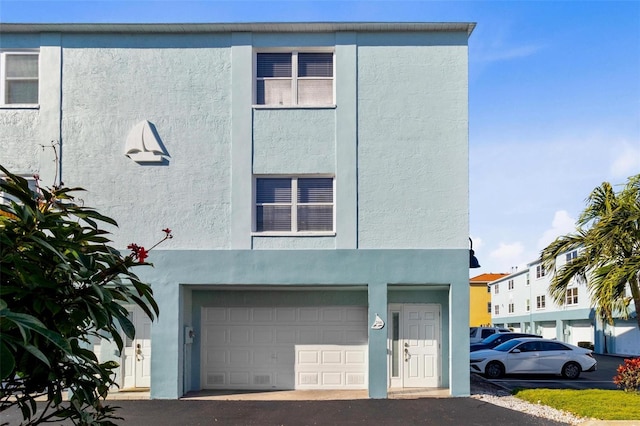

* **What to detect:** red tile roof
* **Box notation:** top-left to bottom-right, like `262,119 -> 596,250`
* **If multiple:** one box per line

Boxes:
470,273 -> 509,283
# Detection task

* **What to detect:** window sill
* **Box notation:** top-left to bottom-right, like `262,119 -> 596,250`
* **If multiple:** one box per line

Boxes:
252,104 -> 336,110
252,231 -> 336,237
0,104 -> 40,110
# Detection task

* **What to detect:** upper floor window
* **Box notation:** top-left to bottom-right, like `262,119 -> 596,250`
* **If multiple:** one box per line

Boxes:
526,298 -> 530,312
508,303 -> 514,314
1,51 -> 39,105
566,287 -> 579,305
566,250 -> 578,263
536,295 -> 546,310
494,284 -> 499,294
494,305 -> 499,315
1,174 -> 38,214
536,264 -> 546,279
255,176 -> 334,234
526,273 -> 530,286
508,279 -> 514,290
256,52 -> 334,106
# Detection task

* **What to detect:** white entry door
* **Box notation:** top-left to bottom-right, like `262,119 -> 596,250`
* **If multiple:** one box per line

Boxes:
388,304 -> 440,388
122,306 -> 152,389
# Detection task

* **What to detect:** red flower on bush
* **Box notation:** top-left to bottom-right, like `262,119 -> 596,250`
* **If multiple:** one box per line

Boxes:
127,243 -> 148,263
127,229 -> 173,263
613,357 -> 640,393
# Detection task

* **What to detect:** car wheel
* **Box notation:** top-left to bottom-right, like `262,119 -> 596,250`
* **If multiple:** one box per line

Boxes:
562,362 -> 581,379
485,361 -> 505,379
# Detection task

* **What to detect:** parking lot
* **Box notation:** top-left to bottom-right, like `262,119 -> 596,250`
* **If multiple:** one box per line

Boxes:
483,354 -> 625,391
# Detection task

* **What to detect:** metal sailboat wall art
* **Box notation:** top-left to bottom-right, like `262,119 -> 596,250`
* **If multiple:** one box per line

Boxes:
125,120 -> 168,163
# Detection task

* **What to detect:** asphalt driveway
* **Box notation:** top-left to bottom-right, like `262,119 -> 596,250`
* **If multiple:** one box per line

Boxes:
76,398 -> 568,426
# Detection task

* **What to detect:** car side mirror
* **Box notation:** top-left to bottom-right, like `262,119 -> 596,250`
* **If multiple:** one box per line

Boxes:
511,349 -> 521,353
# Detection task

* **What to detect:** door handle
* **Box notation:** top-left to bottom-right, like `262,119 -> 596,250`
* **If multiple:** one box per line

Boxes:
136,343 -> 143,361
404,347 -> 410,362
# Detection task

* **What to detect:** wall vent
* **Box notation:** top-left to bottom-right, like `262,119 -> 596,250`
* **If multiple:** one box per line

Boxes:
207,374 -> 224,385
253,375 -> 271,385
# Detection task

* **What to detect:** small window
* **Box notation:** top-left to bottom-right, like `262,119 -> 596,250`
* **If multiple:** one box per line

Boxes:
487,302 -> 491,313
536,295 -> 546,309
255,176 -> 334,233
526,273 -> 530,286
565,287 -> 578,305
494,284 -> 499,294
1,52 -> 39,105
1,174 -> 38,206
256,51 -> 334,106
508,303 -> 514,314
536,265 -> 546,279
565,251 -> 578,262
526,299 -> 530,312
508,279 -> 514,290
493,305 -> 499,315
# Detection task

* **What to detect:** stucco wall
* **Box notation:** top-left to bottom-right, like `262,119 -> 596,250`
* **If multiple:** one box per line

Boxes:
356,32 -> 469,249
59,34 -> 233,249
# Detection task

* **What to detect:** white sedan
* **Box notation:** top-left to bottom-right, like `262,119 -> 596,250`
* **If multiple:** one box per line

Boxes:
470,337 -> 597,379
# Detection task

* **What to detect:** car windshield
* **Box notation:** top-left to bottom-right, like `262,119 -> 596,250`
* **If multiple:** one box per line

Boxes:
492,339 -> 523,352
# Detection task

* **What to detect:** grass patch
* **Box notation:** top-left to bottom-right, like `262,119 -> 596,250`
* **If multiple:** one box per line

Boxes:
513,388 -> 640,420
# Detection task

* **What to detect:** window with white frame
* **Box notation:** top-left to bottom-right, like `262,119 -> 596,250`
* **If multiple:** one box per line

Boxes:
1,174 -> 38,208
494,305 -> 499,315
255,176 -> 333,233
508,279 -> 514,290
494,284 -> 499,294
256,51 -> 334,106
566,250 -> 578,263
566,287 -> 578,305
526,273 -> 530,286
526,298 -> 530,312
536,295 -> 546,309
508,303 -> 514,314
536,264 -> 546,279
1,51 -> 39,105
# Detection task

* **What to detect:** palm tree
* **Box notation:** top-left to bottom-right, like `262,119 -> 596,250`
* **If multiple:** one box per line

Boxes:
540,174 -> 640,330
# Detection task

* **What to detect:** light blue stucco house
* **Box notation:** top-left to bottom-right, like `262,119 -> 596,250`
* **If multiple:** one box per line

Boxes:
0,22 -> 475,398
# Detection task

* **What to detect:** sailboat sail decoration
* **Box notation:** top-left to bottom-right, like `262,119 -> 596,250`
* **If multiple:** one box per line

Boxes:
125,120 -> 168,163
371,313 -> 385,330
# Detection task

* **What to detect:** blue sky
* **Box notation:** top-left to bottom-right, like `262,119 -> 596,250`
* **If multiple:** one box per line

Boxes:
2,0 -> 639,275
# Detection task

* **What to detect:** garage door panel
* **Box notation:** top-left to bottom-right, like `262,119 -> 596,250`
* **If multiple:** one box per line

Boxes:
229,328 -> 251,344
299,308 -> 320,322
253,329 -> 275,344
204,307 -> 227,323
201,306 -> 368,390
322,308 -> 344,322
275,308 -> 297,322
299,329 -> 320,343
204,328 -> 227,344
253,308 -> 274,322
230,308 -> 251,322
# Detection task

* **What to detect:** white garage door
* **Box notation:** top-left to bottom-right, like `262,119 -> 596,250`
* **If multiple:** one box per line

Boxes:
614,322 -> 640,356
201,306 -> 368,390
568,321 -> 593,347
539,322 -> 557,339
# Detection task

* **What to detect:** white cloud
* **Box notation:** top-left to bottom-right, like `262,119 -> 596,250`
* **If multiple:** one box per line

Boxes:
536,210 -> 576,250
610,141 -> 640,180
488,241 -> 527,272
